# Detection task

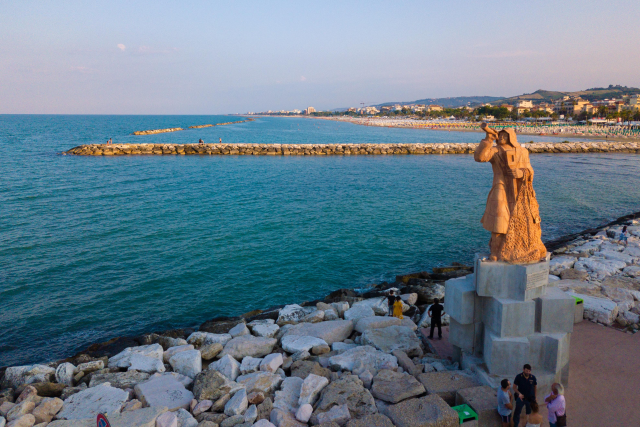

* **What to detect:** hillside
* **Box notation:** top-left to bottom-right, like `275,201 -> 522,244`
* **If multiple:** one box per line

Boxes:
373,95 -> 502,108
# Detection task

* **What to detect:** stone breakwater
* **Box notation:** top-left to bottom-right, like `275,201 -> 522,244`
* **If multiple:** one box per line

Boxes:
65,140 -> 640,156
132,119 -> 254,136
1,214 -> 638,426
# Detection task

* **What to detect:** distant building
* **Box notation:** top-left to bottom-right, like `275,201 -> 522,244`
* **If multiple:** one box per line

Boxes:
304,107 -> 316,115
358,106 -> 379,115
517,100 -> 533,109
500,104 -> 514,112
427,105 -> 443,112
347,107 -> 357,112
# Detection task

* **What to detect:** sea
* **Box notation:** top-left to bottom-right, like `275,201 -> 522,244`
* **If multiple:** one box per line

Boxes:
1,114 -> 640,367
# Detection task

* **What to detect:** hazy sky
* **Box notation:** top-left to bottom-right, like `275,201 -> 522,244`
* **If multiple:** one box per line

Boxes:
1,1 -> 639,114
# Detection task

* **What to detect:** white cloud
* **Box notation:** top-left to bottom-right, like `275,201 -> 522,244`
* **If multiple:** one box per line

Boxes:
117,44 -> 126,51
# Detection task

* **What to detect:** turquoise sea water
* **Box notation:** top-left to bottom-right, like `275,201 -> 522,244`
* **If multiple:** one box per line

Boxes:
1,115 -> 640,367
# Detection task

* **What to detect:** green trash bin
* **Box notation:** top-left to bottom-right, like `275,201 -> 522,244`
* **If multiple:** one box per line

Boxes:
572,295 -> 584,323
451,404 -> 479,424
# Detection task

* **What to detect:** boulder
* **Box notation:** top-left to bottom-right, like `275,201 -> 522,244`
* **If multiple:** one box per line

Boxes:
298,374 -> 329,406
416,371 -> 480,406
6,401 -> 35,422
176,408 -> 198,427
256,397 -> 273,421
219,336 -> 277,361
315,404 -> 351,426
57,383 -> 128,420
549,256 -> 576,275
295,403 -> 313,423
7,414 -> 35,427
400,318 -> 418,331
574,257 -> 626,280
279,320 -> 353,345
225,389 -> 248,416
343,305 -> 375,322
276,305 -> 308,326
108,344 -> 163,369
244,404 -> 258,424
331,302 -> 350,318
281,336 -> 328,354
240,357 -> 263,375
566,291 -> 619,325
1,365 -> 55,389
156,411 -> 178,427
270,408 -> 306,427
328,346 -> 398,374
192,399 -> 212,416
55,364 -> 75,387
29,381 -> 65,398
31,397 -> 63,424
560,269 -> 588,281
324,310 -> 339,321
361,326 -> 422,357
170,350 -> 202,378
410,284 -> 445,305
345,414 -> 394,427
400,293 -> 418,305
359,370 -> 373,389
370,370 -> 425,403
313,375 -> 377,420
48,406 -> 167,427
229,323 -> 251,338
302,310 -> 325,323
253,420 -> 277,427
200,343 -> 224,360
187,332 -> 233,348
199,317 -> 246,334
331,342 -> 357,352
385,394 -> 458,427
220,414 -> 243,427
273,377 -> 303,413
352,298 -> 390,316
156,336 -> 188,350
290,361 -> 331,381
163,344 -> 195,363
74,361 -> 103,375
236,372 -> 283,395
391,350 -> 421,377
192,370 -> 237,401
260,354 -> 284,373
129,354 -> 166,374
251,323 -> 280,339
354,317 -> 401,333
599,250 -> 637,264
211,355 -> 241,381
134,375 -> 194,411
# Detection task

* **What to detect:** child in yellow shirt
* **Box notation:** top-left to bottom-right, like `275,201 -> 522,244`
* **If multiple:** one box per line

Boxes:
392,296 -> 404,319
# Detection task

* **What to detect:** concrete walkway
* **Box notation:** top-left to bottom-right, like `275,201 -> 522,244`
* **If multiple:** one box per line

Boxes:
422,321 -> 639,427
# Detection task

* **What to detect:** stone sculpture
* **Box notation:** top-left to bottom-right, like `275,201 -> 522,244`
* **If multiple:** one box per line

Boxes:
475,124 -> 547,263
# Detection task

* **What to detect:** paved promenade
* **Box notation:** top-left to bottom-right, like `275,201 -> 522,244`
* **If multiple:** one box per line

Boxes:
424,321 -> 639,427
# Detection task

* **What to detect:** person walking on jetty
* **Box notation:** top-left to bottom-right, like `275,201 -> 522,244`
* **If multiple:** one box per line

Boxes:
386,290 -> 396,316
512,364 -> 537,427
497,379 -> 513,427
198,138 -> 204,144
107,138 -> 112,145
427,298 -> 445,339
544,383 -> 566,427
392,296 -> 404,319
219,137 -> 222,143
619,225 -> 629,245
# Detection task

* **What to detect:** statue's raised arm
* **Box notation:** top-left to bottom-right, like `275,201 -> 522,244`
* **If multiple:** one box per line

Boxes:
474,124 -> 546,263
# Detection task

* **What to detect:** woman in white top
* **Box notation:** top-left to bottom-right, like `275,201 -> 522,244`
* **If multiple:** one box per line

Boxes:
525,400 -> 543,427
544,383 -> 566,427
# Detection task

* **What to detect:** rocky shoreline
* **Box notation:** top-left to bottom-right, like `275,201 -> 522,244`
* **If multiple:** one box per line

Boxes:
1,213 -> 638,427
64,140 -> 640,156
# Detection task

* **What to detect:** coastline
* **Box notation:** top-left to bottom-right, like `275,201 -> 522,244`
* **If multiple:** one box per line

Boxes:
2,209 -> 637,372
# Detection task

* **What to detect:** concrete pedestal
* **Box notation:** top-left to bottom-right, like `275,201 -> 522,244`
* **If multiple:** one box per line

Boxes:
445,253 -> 573,386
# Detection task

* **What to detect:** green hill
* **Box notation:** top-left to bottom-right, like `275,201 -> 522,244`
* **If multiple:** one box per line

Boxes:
495,85 -> 640,105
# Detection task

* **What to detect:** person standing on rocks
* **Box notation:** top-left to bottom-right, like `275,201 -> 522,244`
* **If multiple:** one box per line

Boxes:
427,298 -> 445,339
392,296 -> 404,319
198,139 -> 204,144
497,378 -> 514,427
512,364 -> 537,427
619,225 -> 629,246
386,290 -> 396,316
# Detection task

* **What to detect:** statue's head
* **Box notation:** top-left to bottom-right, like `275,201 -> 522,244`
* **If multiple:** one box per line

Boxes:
497,130 -> 510,146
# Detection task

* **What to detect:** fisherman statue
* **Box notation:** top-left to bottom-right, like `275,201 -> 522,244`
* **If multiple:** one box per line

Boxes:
474,123 -> 547,263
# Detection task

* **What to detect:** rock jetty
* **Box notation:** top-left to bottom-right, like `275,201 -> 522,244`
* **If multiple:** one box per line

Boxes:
65,140 -> 640,156
132,128 -> 183,136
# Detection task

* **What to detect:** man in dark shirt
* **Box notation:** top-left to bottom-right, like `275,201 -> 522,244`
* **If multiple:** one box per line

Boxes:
512,364 -> 537,427
386,290 -> 396,316
428,298 -> 445,339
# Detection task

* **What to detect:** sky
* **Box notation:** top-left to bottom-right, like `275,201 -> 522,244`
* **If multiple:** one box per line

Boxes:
1,1 -> 639,114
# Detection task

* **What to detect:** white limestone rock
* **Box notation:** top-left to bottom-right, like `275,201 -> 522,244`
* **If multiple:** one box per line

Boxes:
129,354 -> 166,374
323,309 -> 339,321
219,336 -> 277,361
281,335 -> 328,354
74,361 -> 103,375
297,374 -> 328,407
169,350 -> 202,379
599,250 -> 637,265
273,377 -> 303,413
253,420 -> 277,427
224,389 -> 248,416
186,332 -> 232,347
400,293 -> 418,305
566,291 -> 619,325
229,323 -> 251,338
328,345 -> 398,373
108,344 -> 163,369
353,297 -> 393,315
331,302 -> 350,318
549,256 -> 577,275
244,404 -> 258,424
163,344 -> 195,363
295,403 -> 313,423
2,365 -> 55,389
623,266 -> 640,277
260,354 -> 283,373
55,363 -> 75,387
251,323 -> 280,339
57,383 -> 128,420
175,408 -> 198,427
134,374 -> 194,411
332,342 -> 358,352
316,404 -> 351,426
236,372 -> 283,395
210,355 -> 241,381
574,257 -> 626,280
344,305 -> 376,322
276,304 -> 308,326
354,316 -> 401,333
571,239 -> 603,254
240,356 -> 263,375
156,411 -> 178,427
